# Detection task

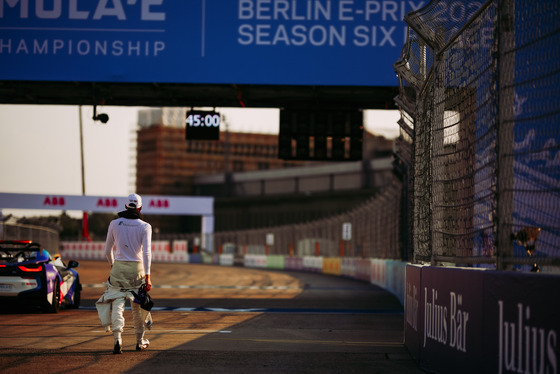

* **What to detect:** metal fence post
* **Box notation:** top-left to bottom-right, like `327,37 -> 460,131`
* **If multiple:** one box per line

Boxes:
496,0 -> 515,270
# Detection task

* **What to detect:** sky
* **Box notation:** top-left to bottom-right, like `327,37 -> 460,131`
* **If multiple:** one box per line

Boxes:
0,104 -> 400,217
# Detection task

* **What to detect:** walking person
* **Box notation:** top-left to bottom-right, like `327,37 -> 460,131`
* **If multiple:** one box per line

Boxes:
96,193 -> 152,354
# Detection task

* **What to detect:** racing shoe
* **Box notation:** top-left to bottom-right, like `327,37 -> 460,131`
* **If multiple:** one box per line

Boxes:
136,339 -> 150,351
113,341 -> 122,354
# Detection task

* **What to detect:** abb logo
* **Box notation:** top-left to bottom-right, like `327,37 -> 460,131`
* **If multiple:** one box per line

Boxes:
96,198 -> 118,208
40,196 -> 170,209
43,196 -> 66,206
148,199 -> 169,208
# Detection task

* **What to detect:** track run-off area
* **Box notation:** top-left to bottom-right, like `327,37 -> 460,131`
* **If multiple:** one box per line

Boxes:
0,261 -> 422,373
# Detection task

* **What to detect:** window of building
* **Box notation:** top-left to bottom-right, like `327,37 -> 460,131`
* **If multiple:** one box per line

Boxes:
233,160 -> 244,171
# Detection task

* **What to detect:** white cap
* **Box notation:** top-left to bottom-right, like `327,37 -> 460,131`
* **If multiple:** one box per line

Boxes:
125,193 -> 143,209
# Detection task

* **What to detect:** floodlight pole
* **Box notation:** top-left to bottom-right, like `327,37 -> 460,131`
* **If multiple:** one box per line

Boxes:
78,106 -> 90,241
223,115 -> 232,197
79,106 -> 86,195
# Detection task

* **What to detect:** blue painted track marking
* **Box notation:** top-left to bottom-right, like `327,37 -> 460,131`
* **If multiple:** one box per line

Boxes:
79,305 -> 402,315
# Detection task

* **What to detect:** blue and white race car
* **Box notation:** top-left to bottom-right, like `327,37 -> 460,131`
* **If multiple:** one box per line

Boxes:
0,240 -> 81,312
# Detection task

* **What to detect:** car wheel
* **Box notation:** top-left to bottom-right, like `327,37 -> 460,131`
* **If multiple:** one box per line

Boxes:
44,280 -> 61,313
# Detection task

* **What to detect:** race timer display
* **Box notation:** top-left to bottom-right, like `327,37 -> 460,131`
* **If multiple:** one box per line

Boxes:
186,110 -> 220,140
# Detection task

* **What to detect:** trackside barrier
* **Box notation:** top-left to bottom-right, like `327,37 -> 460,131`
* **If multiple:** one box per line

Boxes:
175,241 -> 189,262
322,257 -> 341,276
244,254 -> 267,268
188,254 -> 203,264
219,254 -> 234,266
285,256 -> 303,271
371,259 -> 387,288
60,241 -> 406,305
241,255 -> 404,305
405,265 -> 560,374
152,240 -> 188,263
341,258 -> 357,278
355,259 -> 372,282
61,240 -> 189,263
302,256 -> 323,273
200,252 -> 213,264
386,260 -> 406,304
266,255 -> 285,270
61,242 -> 105,261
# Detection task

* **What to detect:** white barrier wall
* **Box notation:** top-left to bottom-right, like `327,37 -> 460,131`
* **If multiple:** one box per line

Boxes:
219,254 -> 234,266
370,259 -> 387,288
302,256 -> 323,272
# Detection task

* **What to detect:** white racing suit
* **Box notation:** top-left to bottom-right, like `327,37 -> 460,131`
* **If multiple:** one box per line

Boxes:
96,260 -> 152,342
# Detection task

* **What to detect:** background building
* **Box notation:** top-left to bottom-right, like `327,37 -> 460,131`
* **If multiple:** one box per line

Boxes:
135,108 -> 394,235
136,108 -> 313,196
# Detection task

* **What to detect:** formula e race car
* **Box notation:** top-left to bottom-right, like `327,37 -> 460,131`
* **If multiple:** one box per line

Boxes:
0,240 -> 81,313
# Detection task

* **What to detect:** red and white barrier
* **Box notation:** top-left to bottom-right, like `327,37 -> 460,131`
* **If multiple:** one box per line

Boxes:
61,240 -> 189,263
61,241 -> 105,261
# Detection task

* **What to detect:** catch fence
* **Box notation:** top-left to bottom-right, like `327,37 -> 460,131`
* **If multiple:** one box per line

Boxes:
394,0 -> 560,271
0,223 -> 60,254
213,177 -> 403,260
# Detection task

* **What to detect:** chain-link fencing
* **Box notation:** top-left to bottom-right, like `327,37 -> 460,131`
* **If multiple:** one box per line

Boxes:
213,177 -> 403,259
394,0 -> 560,271
0,223 -> 60,254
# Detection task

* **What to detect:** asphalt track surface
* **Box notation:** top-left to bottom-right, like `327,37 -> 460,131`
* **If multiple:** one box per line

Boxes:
0,261 -> 423,373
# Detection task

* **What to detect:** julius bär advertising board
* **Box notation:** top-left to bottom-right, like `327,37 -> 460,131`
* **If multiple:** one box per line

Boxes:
405,265 -> 559,374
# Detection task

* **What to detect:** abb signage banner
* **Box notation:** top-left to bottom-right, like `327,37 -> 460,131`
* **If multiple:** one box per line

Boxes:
0,193 -> 213,216
0,0 -> 441,86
